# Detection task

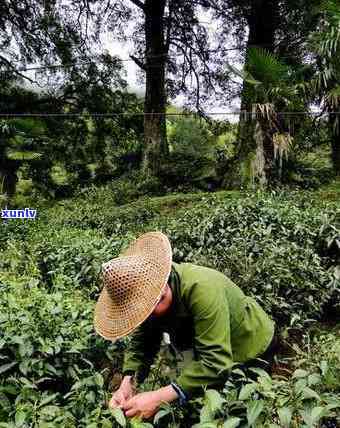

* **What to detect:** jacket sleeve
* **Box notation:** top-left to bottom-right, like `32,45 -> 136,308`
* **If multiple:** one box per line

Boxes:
122,320 -> 162,383
174,282 -> 234,398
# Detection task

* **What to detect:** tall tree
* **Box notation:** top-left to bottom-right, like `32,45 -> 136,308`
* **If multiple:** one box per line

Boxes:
217,0 -> 283,187
212,0 -> 323,187
0,1 -> 92,82
130,0 -> 168,176
236,0 -> 279,187
0,1 -> 126,195
95,0 -> 213,178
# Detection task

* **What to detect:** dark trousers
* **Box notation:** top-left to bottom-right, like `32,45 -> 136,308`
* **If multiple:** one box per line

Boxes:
239,331 -> 279,377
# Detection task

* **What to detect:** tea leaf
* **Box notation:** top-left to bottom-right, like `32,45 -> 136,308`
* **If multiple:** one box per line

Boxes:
154,408 -> 171,425
111,408 -> 126,427
0,362 -> 17,374
247,400 -> 264,427
15,411 -> 26,427
278,407 -> 292,427
292,369 -> 308,378
239,383 -> 257,400
200,390 -> 225,422
301,387 -> 320,401
222,417 -> 242,428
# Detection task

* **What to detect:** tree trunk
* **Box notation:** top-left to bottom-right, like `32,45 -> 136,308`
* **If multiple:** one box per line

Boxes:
224,0 -> 277,189
141,0 -> 168,178
329,115 -> 340,176
0,160 -> 20,200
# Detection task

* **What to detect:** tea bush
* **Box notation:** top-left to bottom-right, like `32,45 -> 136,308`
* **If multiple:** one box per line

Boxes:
0,280 -> 127,427
2,190 -> 339,325
160,193 -> 340,325
0,226 -> 136,296
1,188 -> 339,427
1,278 -> 339,427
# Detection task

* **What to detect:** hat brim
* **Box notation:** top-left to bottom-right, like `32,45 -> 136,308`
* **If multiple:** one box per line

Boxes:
94,232 -> 172,341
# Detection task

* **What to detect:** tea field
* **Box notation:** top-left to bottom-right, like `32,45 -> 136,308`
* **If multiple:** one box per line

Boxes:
0,185 -> 339,427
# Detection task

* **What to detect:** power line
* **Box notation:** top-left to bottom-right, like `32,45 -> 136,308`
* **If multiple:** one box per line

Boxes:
0,41 -> 314,74
6,58 -> 134,73
0,111 -> 336,117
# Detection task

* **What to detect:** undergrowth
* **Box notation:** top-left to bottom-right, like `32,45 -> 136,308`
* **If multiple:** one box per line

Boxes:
0,187 -> 339,427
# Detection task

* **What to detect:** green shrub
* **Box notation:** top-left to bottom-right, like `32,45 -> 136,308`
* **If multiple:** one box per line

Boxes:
0,227 -> 134,297
180,332 -> 340,428
164,117 -> 218,186
0,281 -> 125,426
1,188 -> 340,427
2,190 -> 339,325
162,193 -> 340,325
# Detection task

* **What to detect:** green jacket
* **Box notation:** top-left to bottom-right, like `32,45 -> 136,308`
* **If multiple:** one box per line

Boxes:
122,262 -> 275,397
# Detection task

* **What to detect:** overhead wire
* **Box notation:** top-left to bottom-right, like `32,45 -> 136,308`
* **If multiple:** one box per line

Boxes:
0,38 -> 316,74
0,29 -> 325,119
0,111 -> 336,117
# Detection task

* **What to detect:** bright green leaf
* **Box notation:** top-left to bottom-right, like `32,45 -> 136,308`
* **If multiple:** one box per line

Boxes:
222,417 -> 242,428
292,369 -> 308,379
200,390 -> 225,422
247,400 -> 264,427
278,407 -> 292,427
239,383 -> 257,400
0,362 -> 17,375
301,387 -> 320,401
111,408 -> 126,427
15,410 -> 26,427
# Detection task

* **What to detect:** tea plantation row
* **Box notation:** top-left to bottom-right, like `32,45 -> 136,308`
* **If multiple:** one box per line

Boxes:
0,189 -> 339,427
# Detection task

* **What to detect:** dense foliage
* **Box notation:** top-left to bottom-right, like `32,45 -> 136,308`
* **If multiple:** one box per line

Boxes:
1,187 -> 339,427
2,0 -> 340,200
1,1 -> 340,426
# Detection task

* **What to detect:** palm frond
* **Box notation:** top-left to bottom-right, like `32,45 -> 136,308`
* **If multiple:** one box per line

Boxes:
6,150 -> 42,161
322,0 -> 340,25
325,85 -> 340,109
267,86 -> 297,107
273,133 -> 293,162
312,1 -> 340,58
326,86 -> 340,132
251,103 -> 277,125
225,62 -> 262,86
0,118 -> 46,138
9,118 -> 46,136
247,48 -> 290,85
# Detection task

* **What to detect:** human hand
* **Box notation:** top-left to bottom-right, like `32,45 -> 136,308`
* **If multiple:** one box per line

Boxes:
122,391 -> 162,419
122,385 -> 178,419
109,375 -> 135,409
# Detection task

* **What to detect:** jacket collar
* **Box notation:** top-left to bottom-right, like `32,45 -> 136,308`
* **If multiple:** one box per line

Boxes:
167,262 -> 187,318
168,262 -> 180,290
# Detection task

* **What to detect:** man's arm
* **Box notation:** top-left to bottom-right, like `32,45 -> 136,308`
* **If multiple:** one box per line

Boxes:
120,322 -> 179,419
122,319 -> 163,383
122,283 -> 233,418
174,282 -> 234,398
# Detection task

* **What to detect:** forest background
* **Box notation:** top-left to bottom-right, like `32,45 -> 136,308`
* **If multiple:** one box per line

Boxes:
0,1 -> 339,427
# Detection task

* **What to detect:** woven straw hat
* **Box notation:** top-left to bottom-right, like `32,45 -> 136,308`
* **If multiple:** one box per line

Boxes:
94,231 -> 172,341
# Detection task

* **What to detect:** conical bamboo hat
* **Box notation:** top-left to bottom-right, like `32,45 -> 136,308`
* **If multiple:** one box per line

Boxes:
94,231 -> 172,341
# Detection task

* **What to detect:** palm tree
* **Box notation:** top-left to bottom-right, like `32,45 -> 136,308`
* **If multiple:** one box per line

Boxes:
0,118 -> 44,201
225,48 -> 302,188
